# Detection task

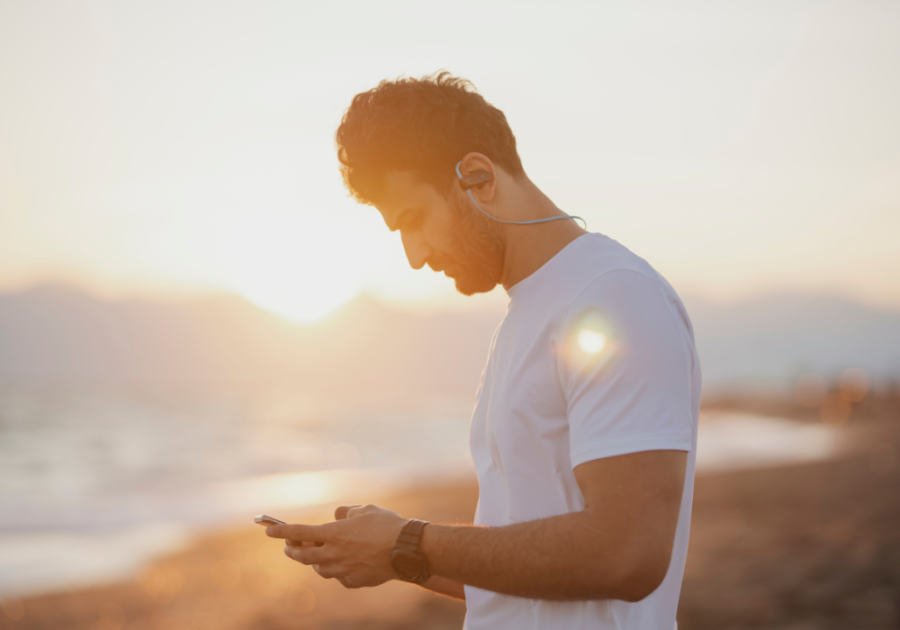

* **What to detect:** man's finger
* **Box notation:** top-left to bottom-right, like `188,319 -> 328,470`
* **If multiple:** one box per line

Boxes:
346,504 -> 375,519
267,522 -> 334,542
313,563 -> 347,580
284,545 -> 303,562
334,505 -> 361,520
285,544 -> 333,566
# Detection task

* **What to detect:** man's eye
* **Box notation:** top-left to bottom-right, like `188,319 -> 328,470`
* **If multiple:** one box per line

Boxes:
402,214 -> 423,231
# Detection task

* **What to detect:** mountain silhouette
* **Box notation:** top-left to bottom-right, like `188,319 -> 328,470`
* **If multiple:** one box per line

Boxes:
1,285 -> 898,394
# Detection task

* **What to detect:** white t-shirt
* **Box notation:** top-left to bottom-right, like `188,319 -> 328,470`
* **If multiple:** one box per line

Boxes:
464,233 -> 700,630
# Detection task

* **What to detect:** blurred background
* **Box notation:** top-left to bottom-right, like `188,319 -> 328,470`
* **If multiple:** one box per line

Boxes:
1,1 -> 898,628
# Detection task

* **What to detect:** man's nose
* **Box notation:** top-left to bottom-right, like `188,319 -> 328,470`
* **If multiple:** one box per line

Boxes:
400,231 -> 432,270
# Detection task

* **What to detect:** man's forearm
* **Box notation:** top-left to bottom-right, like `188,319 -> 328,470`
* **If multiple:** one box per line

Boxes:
417,452 -> 685,602
419,575 -> 466,601
420,511 -> 663,602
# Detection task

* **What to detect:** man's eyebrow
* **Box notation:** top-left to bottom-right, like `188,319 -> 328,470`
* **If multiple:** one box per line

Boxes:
386,208 -> 415,232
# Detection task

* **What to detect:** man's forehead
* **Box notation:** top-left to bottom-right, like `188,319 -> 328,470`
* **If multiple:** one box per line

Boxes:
377,170 -> 427,204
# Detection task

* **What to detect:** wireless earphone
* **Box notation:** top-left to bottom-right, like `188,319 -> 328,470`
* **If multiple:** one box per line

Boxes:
455,161 -> 587,229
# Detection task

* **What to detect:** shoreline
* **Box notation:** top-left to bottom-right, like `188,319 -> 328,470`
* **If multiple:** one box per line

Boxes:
2,410 -> 857,600
3,403 -> 898,629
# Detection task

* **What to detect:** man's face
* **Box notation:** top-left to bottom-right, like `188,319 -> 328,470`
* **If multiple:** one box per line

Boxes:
375,170 -> 505,296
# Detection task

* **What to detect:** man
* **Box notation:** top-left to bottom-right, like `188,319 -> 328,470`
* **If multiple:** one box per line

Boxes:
267,72 -> 701,630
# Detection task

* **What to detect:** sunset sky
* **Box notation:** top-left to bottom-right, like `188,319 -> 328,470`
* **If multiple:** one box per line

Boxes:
1,0 -> 898,321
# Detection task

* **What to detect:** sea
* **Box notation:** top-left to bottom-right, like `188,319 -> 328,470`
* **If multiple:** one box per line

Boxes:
0,385 -> 842,598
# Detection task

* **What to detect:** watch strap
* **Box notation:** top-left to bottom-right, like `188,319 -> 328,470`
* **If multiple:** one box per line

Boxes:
395,519 -> 429,550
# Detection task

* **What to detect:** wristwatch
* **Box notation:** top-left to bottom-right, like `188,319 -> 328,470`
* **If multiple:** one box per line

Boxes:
389,519 -> 431,584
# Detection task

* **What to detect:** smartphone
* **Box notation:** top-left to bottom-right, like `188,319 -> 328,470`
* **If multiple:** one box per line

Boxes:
254,514 -> 286,527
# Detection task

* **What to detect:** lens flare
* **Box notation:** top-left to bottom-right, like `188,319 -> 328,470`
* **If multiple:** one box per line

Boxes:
839,367 -> 869,403
578,330 -> 607,354
794,373 -> 827,408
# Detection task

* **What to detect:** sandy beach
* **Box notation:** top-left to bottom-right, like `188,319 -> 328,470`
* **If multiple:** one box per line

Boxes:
3,393 -> 898,630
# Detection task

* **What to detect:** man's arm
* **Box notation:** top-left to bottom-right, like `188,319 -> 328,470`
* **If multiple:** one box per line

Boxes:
268,449 -> 686,602
419,576 -> 466,601
424,450 -> 686,601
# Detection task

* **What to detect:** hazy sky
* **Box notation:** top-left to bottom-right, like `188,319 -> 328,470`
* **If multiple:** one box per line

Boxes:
1,0 -> 898,320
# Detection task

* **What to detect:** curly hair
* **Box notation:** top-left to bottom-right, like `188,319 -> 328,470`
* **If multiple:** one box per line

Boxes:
335,72 -> 525,206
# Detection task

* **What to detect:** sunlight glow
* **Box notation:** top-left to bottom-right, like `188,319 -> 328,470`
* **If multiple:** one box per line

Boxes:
174,166 -> 375,322
276,473 -> 329,506
240,277 -> 359,323
578,330 -> 607,354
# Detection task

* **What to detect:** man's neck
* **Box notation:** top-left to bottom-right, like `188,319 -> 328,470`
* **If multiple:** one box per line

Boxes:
498,178 -> 588,292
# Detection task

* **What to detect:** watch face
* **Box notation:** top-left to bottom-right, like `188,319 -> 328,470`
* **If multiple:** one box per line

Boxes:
390,548 -> 429,583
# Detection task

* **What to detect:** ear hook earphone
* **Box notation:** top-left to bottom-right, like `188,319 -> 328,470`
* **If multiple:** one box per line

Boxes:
455,161 -> 587,229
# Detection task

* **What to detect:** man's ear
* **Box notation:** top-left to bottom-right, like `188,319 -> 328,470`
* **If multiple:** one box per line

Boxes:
457,152 -> 497,203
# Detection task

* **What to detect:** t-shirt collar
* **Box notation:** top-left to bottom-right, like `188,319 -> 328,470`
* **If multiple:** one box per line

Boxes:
505,233 -> 595,300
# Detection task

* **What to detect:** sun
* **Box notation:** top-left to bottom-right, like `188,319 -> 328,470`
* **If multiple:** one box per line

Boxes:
214,210 -> 370,323
241,278 -> 359,322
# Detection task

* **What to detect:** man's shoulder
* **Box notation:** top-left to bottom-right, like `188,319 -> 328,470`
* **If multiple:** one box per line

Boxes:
511,233 -> 679,329
559,235 -> 694,348
558,233 -> 667,304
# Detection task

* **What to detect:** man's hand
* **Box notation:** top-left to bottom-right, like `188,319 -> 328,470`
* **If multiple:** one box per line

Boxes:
266,504 -> 406,589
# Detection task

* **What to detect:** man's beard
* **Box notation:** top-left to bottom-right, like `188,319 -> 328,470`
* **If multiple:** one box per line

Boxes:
436,191 -> 506,296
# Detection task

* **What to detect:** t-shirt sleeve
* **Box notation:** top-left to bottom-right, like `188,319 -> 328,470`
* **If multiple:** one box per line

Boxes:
556,269 -> 695,469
